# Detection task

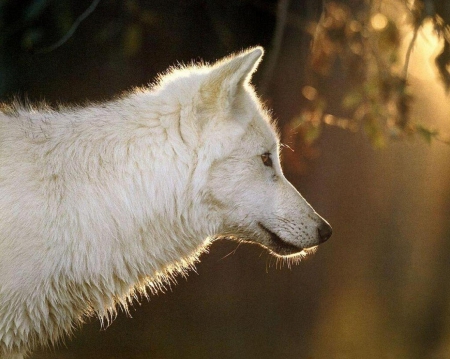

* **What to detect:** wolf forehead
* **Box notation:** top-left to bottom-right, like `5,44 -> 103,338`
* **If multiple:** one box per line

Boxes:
147,47 -> 279,149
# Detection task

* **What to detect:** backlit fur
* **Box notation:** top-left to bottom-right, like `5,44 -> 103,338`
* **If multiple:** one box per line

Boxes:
0,47 -> 330,358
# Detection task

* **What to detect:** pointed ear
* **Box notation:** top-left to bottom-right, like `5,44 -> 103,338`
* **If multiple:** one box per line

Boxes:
200,47 -> 264,109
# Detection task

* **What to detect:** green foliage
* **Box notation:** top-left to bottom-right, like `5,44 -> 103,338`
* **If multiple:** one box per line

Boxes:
1,0 -> 448,148
415,123 -> 448,145
294,0 -> 449,149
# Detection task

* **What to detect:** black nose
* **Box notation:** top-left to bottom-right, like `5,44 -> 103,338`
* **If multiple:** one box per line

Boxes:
318,220 -> 332,243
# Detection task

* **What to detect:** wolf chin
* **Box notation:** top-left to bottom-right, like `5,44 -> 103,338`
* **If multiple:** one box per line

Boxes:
0,47 -> 331,358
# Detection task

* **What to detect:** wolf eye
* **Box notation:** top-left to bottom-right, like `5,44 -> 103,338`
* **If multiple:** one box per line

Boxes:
261,152 -> 273,167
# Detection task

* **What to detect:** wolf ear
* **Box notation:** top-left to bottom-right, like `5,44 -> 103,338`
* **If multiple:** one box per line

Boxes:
200,47 -> 264,109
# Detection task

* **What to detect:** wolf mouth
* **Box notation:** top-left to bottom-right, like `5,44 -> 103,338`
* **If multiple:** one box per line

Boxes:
257,223 -> 302,254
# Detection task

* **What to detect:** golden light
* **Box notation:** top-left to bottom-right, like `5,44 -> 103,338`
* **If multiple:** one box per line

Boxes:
407,19 -> 443,80
371,13 -> 388,31
302,85 -> 318,101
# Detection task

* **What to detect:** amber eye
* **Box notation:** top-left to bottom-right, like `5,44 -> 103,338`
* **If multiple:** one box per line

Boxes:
261,152 -> 273,167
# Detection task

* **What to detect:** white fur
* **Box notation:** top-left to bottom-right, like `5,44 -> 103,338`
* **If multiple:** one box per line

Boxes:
0,47 -> 330,358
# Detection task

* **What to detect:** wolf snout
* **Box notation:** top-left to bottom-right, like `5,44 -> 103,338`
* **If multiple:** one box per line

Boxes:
317,219 -> 332,243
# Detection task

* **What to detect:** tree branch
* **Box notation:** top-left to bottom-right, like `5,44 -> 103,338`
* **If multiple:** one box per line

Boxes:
37,0 -> 101,54
403,25 -> 420,79
259,0 -> 290,96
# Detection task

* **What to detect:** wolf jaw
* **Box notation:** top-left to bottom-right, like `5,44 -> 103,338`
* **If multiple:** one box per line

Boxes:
257,222 -> 305,255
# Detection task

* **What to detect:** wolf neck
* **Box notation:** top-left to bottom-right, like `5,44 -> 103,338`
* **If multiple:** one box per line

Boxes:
39,91 -> 217,313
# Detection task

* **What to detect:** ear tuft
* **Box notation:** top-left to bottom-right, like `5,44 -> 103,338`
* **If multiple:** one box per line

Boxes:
214,46 -> 264,87
233,46 -> 264,83
200,47 -> 264,109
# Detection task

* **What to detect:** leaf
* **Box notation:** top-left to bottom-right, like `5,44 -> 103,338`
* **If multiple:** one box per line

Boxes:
342,91 -> 363,110
363,116 -> 386,148
304,123 -> 322,144
415,124 -> 439,144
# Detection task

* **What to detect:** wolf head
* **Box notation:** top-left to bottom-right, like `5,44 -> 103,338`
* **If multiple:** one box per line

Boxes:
176,47 -> 332,259
156,47 -> 331,259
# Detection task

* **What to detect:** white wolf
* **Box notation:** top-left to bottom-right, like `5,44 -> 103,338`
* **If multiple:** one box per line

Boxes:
0,47 -> 331,358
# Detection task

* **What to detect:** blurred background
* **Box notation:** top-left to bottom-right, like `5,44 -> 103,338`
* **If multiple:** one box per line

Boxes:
1,0 -> 450,358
